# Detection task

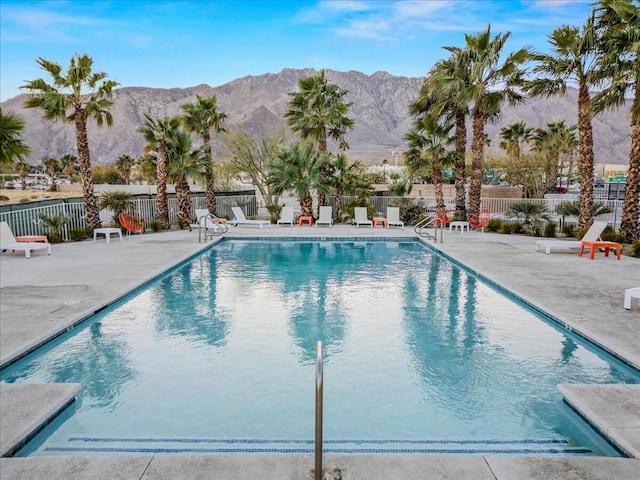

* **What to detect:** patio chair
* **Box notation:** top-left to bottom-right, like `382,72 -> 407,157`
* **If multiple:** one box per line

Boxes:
535,221 -> 607,255
469,210 -> 490,233
277,207 -> 295,227
230,206 -> 270,228
436,208 -> 452,227
386,207 -> 404,228
192,209 -> 228,234
624,287 -> 640,310
354,207 -> 372,228
315,206 -> 333,228
118,212 -> 144,237
0,221 -> 52,259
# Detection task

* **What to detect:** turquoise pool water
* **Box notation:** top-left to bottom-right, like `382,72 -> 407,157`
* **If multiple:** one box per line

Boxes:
2,240 -> 638,456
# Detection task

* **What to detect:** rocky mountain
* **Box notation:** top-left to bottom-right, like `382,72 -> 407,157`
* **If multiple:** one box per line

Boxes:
1,68 -> 632,166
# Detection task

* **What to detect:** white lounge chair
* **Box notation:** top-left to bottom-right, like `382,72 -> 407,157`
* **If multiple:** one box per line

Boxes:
0,221 -> 52,259
316,206 -> 333,228
535,221 -> 607,255
624,287 -> 640,310
354,207 -> 372,228
386,207 -> 404,228
230,206 -> 270,228
277,207 -> 295,227
192,209 -> 228,234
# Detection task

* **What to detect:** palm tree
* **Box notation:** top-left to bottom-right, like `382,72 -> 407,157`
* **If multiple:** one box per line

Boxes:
442,25 -> 530,220
139,114 -> 181,229
99,191 -> 134,226
166,129 -> 208,225
181,94 -> 228,214
499,121 -> 533,162
593,0 -> 640,241
0,108 -> 31,167
525,17 -> 599,230
42,156 -> 59,183
14,160 -> 30,190
327,153 -> 365,221
285,70 -> 354,207
268,142 -> 329,217
59,153 -> 79,181
114,154 -> 135,185
404,115 -> 457,211
22,54 -> 118,230
531,120 -> 578,191
411,51 -> 471,219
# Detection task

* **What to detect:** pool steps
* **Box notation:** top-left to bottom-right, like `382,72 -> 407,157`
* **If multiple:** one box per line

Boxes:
42,437 -> 593,455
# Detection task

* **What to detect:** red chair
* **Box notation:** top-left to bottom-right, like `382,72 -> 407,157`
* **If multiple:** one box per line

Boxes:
469,210 -> 490,233
118,212 -> 144,236
436,208 -> 452,226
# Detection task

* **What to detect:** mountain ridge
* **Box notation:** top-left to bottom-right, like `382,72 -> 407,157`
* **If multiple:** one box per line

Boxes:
0,68 -> 631,166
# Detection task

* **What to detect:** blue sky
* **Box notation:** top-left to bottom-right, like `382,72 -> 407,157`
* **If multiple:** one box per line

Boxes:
0,0 -> 595,102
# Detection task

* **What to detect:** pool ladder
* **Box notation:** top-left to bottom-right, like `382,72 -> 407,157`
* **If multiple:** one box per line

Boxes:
196,214 -> 228,242
414,215 -> 444,242
314,341 -> 324,480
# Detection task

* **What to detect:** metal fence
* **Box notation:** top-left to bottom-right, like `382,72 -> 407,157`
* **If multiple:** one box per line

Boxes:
0,194 -> 258,241
0,193 -> 629,240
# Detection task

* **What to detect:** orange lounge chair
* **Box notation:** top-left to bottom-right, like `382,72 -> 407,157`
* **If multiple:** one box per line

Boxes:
469,210 -> 490,233
118,212 -> 144,237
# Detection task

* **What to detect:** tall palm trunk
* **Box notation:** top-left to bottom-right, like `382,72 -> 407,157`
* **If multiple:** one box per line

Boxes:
620,85 -> 640,241
317,138 -> 328,209
333,188 -> 343,222
74,110 -> 101,230
577,83 -> 595,229
176,176 -> 192,224
156,140 -> 169,229
432,161 -> 445,209
468,108 -> 485,219
301,193 -> 313,217
454,112 -> 467,219
202,131 -> 217,214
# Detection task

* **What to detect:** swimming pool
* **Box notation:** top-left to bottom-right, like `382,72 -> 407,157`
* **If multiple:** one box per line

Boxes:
1,239 -> 638,456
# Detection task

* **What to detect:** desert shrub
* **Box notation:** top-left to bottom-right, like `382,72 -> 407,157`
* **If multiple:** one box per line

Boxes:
631,240 -> 640,258
0,195 -> 9,201
506,201 -> 552,235
601,229 -> 625,243
177,218 -> 190,230
543,222 -> 557,238
68,227 -> 91,241
500,222 -> 516,234
19,197 -> 30,203
149,219 -> 163,232
562,223 -> 576,237
486,219 -> 502,232
511,223 -> 523,234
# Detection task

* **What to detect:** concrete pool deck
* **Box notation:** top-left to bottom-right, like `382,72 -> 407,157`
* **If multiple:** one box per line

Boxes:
0,225 -> 639,479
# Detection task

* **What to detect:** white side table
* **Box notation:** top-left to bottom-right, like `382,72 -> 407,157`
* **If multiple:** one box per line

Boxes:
93,227 -> 123,243
449,221 -> 470,234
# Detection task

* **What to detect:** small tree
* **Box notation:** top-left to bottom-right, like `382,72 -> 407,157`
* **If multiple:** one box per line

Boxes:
99,191 -> 134,226
506,200 -> 553,236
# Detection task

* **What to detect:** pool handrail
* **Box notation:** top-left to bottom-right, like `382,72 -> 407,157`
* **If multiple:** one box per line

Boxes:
315,340 -> 323,480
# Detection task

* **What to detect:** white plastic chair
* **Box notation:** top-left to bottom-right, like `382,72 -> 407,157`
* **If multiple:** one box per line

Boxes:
316,206 -> 333,228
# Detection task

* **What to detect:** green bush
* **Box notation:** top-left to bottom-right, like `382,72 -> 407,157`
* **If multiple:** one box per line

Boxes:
562,223 -> 576,237
149,220 -> 163,232
500,222 -> 516,234
601,229 -> 625,243
631,240 -> 640,258
512,223 -> 523,234
68,227 -> 91,242
486,219 -> 502,232
0,195 -> 9,201
177,218 -> 190,230
543,222 -> 557,238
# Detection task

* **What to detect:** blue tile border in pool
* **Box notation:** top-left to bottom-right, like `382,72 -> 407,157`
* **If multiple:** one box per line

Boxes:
67,437 -> 571,445
43,446 -> 594,455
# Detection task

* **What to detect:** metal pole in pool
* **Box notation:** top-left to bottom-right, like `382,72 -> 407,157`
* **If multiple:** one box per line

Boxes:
315,340 -> 323,480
